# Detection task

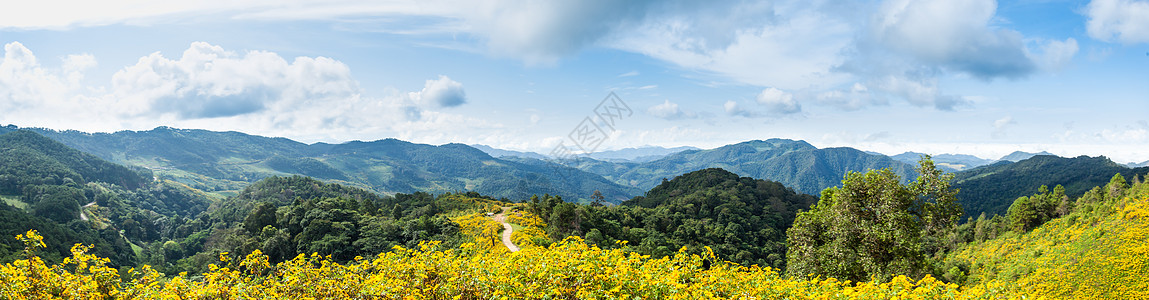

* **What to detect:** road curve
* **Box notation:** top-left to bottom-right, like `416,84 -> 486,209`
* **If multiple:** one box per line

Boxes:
492,208 -> 520,252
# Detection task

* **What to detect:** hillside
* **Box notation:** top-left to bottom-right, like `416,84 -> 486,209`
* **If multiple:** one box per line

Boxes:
153,175 -> 507,274
531,168 -> 818,269
952,155 -> 1149,218
0,130 -> 149,193
942,176 -> 1149,297
0,130 -> 212,267
563,139 -> 916,196
16,126 -> 639,203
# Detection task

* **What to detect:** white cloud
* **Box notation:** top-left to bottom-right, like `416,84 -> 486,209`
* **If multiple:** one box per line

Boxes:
723,100 -> 756,117
0,42 -> 89,122
647,99 -> 692,120
109,42 -> 358,119
813,82 -> 887,111
992,115 -> 1016,138
873,74 -> 967,111
871,0 -> 1035,79
756,87 -> 801,114
0,41 -> 499,145
1086,0 -> 1149,44
1028,38 -> 1079,71
409,75 -> 467,108
617,70 -> 640,77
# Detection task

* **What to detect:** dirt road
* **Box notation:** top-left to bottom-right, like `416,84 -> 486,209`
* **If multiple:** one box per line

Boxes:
491,208 -> 520,252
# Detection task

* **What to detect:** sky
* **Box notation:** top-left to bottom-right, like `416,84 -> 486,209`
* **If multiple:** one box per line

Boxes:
0,0 -> 1147,163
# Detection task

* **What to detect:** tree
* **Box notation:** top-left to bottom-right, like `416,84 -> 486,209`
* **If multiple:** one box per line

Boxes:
786,156 -> 961,282
590,190 -> 605,207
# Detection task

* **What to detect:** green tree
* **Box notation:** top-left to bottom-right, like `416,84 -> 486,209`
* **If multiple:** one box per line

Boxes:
786,156 -> 961,282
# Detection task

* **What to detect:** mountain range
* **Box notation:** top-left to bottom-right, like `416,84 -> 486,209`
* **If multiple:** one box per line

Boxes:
552,139 -> 918,196
5,126 -> 638,203
5,124 -> 1147,219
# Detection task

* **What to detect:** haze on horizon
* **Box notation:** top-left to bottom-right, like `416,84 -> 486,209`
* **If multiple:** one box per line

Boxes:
1,0 -> 1146,163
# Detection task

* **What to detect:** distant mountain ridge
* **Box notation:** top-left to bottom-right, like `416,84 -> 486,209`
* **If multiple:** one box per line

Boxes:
10,125 -> 639,203
998,151 -> 1057,162
891,152 -> 994,172
557,139 -> 918,196
471,144 -> 699,163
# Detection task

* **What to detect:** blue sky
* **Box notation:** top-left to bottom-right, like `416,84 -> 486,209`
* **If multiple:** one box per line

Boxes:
0,0 -> 1146,163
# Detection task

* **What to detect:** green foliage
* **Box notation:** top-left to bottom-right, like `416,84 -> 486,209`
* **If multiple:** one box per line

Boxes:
149,176 -> 507,275
1005,185 -> 1069,232
530,168 -> 817,269
0,130 -> 148,194
786,156 -> 961,282
0,130 -> 213,268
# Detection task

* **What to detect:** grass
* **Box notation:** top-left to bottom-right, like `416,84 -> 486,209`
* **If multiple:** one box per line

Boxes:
0,194 -> 28,210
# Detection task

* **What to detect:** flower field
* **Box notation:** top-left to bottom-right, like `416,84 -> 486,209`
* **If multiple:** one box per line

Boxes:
3,183 -> 1147,299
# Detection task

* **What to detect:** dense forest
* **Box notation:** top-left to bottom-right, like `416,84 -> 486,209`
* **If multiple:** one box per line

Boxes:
526,168 -> 817,269
952,155 -> 1148,218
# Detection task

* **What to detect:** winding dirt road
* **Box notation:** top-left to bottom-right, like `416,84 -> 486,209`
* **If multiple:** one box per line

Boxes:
491,208 -> 520,252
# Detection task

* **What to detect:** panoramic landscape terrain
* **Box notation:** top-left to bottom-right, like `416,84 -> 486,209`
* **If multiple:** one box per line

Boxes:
2,0 -> 1148,298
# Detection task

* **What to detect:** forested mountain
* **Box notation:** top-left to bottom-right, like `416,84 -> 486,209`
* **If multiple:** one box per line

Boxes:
13,125 -> 638,203
952,155 -> 1149,218
891,152 -> 993,171
557,139 -> 916,196
529,168 -> 818,269
0,130 -> 213,267
151,175 -> 505,275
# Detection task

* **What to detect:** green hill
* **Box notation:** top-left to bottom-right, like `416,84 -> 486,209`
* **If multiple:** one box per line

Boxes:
155,175 -> 506,275
531,168 -> 818,269
0,130 -> 149,193
0,130 -> 213,267
16,126 -> 639,203
952,155 -> 1149,218
942,175 -> 1149,297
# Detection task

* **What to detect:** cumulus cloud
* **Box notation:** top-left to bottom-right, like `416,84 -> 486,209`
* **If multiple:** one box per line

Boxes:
1086,0 -> 1149,44
647,99 -> 693,120
874,73 -> 968,111
1029,38 -> 1079,71
872,0 -> 1035,80
756,87 -> 801,114
110,42 -> 358,119
409,75 -> 467,108
813,83 -> 887,111
0,42 -> 90,121
723,100 -> 756,118
0,41 -> 497,144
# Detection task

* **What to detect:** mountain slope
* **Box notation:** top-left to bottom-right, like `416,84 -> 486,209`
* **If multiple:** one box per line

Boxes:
0,130 -> 149,193
534,167 -> 818,269
944,179 -> 1149,297
952,155 -> 1149,218
566,139 -> 916,196
16,126 -> 638,203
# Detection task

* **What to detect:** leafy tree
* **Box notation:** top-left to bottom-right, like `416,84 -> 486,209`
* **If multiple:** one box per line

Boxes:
786,156 -> 961,282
